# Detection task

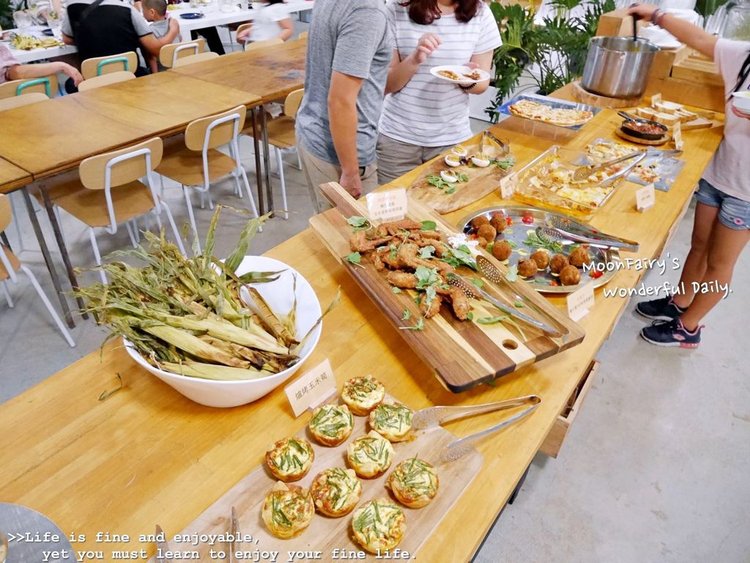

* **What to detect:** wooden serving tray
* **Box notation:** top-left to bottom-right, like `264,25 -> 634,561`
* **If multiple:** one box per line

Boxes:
309,182 -> 585,392
149,396 -> 483,561
406,137 -> 513,214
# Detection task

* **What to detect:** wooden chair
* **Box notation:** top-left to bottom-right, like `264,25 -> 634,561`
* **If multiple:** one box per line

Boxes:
159,38 -> 207,69
157,106 -> 257,251
81,51 -> 138,80
77,71 -> 136,92
172,51 -> 220,68
298,31 -> 308,40
0,92 -> 48,111
242,88 -> 303,219
0,74 -> 59,99
244,37 -> 284,52
40,138 -> 185,283
235,22 -> 253,47
0,194 -> 75,347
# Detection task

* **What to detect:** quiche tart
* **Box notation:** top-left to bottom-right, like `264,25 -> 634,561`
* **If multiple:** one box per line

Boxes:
346,430 -> 394,478
387,457 -> 440,508
309,467 -> 362,517
351,498 -> 406,553
341,376 -> 385,416
265,437 -> 315,482
368,402 -> 414,442
509,99 -> 593,128
261,482 -> 315,539
308,404 -> 354,446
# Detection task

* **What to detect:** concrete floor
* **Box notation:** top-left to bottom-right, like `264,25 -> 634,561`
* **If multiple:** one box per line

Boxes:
1,129 -> 748,562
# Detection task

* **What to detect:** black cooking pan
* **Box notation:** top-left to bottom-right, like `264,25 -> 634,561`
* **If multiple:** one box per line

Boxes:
617,111 -> 668,140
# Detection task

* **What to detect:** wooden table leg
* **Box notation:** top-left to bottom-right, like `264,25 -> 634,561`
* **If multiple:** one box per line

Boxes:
250,107 -> 266,215
38,184 -> 89,320
260,105 -> 274,217
20,187 -> 75,328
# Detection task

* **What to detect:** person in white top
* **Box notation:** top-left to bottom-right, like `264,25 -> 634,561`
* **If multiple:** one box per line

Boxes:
237,0 -> 293,44
629,4 -> 749,349
376,0 -> 501,184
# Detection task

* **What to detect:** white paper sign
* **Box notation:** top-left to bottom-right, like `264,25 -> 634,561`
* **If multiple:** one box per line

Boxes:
499,173 -> 518,199
284,359 -> 337,417
672,121 -> 683,151
366,188 -> 407,222
650,92 -> 662,107
635,183 -> 656,212
567,281 -> 595,322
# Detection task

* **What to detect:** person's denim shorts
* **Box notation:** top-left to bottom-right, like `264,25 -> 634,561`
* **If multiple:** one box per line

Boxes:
695,178 -> 750,231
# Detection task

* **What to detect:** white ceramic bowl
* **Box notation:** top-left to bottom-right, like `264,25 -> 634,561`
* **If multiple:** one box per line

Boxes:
731,91 -> 750,113
125,256 -> 322,408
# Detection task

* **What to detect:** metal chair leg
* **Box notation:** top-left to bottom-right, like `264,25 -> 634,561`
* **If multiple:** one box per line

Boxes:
21,265 -> 75,348
182,188 -> 201,255
160,201 -> 187,256
275,146 -> 289,220
88,228 -> 107,285
125,221 -> 138,248
1,280 -> 13,308
238,166 -> 259,220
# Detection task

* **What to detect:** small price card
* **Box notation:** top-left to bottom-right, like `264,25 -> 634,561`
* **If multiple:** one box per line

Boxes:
672,121 -> 683,151
567,281 -> 595,322
366,188 -> 407,222
651,92 -> 662,106
284,359 -> 337,417
635,183 -> 656,212
499,173 -> 518,199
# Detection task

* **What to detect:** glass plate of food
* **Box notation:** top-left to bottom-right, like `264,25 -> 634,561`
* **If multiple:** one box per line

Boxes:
460,206 -> 622,294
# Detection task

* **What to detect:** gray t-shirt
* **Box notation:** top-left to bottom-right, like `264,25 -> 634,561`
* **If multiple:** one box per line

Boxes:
295,0 -> 392,167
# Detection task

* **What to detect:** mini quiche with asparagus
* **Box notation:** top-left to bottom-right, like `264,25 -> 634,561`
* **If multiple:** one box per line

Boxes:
262,482 -> 315,539
346,430 -> 394,478
265,437 -> 315,482
308,404 -> 355,446
309,467 -> 362,517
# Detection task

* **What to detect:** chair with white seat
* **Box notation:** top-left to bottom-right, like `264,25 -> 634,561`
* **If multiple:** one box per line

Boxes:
0,92 -> 48,111
172,52 -> 220,68
244,37 -> 284,51
81,51 -> 138,79
0,73 -> 59,99
242,88 -> 302,219
159,38 -> 207,69
157,105 -> 257,252
42,137 -> 185,283
0,194 -> 75,347
77,71 -> 136,92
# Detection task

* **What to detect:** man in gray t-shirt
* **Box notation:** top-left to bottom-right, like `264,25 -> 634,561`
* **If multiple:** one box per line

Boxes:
295,0 -> 392,206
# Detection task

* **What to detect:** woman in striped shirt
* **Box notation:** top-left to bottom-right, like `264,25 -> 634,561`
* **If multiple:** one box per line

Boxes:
376,0 -> 501,184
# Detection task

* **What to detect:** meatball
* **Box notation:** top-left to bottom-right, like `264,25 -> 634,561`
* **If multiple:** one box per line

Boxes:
517,259 -> 538,278
476,224 -> 497,244
491,239 -> 513,261
477,237 -> 489,249
489,211 -> 506,233
530,249 -> 550,270
470,215 -> 490,231
569,246 -> 592,268
559,265 -> 581,286
549,253 -> 569,275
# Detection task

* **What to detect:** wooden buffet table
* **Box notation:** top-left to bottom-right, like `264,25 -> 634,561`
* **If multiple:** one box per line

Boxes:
0,108 -> 722,561
0,158 -> 32,195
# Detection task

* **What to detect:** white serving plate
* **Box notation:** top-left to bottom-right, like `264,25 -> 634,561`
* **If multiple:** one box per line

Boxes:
430,65 -> 490,84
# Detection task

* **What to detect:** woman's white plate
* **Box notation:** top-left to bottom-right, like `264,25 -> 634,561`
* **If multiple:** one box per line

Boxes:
430,65 -> 490,84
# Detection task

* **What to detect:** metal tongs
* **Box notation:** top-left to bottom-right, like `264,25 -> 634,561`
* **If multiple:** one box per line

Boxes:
572,150 -> 647,182
536,215 -> 640,252
228,506 -> 239,563
154,525 -> 172,563
413,395 -> 541,463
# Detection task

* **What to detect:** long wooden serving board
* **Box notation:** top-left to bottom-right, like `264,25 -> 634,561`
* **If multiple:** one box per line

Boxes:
150,396 -> 483,562
309,182 -> 585,392
406,136 -> 514,214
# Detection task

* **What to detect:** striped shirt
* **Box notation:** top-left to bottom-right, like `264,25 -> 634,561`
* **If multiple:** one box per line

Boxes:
378,0 -> 501,147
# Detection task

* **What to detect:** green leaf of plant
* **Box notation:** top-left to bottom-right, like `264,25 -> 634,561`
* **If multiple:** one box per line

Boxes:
346,252 -> 362,265
420,220 -> 437,231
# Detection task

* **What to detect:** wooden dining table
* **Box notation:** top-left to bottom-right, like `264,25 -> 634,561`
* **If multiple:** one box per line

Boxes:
171,38 -> 308,215
0,107 -> 723,561
0,158 -> 32,195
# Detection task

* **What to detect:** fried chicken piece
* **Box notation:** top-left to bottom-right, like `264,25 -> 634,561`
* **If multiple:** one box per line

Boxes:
397,243 -> 454,275
350,231 -> 391,253
379,247 -> 403,270
420,293 -> 442,318
418,230 -> 443,240
386,219 -> 422,232
449,287 -> 470,320
386,271 -> 418,289
371,251 -> 385,271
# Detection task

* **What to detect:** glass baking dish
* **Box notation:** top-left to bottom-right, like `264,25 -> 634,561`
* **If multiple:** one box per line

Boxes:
511,145 -> 638,220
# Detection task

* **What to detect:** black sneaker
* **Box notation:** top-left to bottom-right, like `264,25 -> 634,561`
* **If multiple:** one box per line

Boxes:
640,318 -> 702,349
635,296 -> 685,321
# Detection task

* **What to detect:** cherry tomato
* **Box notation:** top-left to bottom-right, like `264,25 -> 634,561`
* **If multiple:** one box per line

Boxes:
590,271 -> 603,279
521,212 -> 534,225
506,216 -> 513,226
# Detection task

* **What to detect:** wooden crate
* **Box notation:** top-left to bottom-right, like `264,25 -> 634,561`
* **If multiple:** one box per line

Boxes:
540,360 -> 599,458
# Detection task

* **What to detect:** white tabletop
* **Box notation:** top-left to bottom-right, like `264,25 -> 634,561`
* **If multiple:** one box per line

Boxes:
2,26 -> 77,64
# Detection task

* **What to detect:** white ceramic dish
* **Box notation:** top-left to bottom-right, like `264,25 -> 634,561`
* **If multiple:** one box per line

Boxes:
430,65 -> 490,84
125,256 -> 322,408
731,91 -> 750,113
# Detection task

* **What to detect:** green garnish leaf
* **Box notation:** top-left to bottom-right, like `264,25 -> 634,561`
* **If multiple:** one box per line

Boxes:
401,308 -> 411,321
493,156 -> 516,170
471,278 -> 484,289
514,300 -> 525,308
420,220 -> 437,231
442,245 -> 477,270
415,266 -> 440,289
457,173 -> 469,182
419,245 -> 436,259
346,252 -> 362,265
476,315 -> 510,325
347,216 -> 371,231
400,317 -> 425,331
506,264 -> 518,282
391,286 -> 402,294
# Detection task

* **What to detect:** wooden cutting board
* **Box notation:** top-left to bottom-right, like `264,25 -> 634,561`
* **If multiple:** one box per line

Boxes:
149,396 -> 483,562
308,182 -> 585,393
406,137 -> 513,215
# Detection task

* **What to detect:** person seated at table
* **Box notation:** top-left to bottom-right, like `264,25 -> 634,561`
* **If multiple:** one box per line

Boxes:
141,0 -> 180,73
60,0 -> 180,90
375,0 -> 501,185
236,0 -> 293,44
0,43 -> 83,88
629,3 -> 749,349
